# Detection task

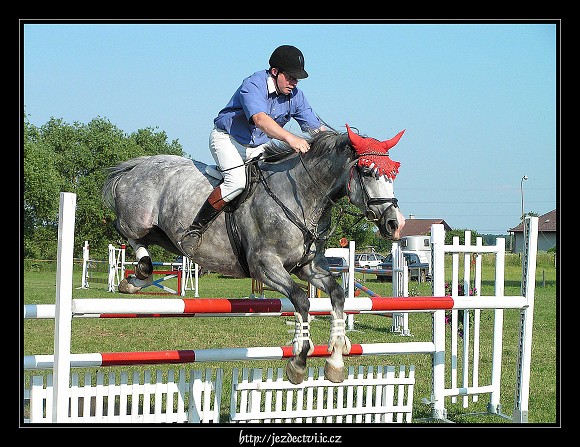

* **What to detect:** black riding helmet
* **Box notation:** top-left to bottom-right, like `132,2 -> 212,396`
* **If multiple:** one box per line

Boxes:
269,45 -> 308,79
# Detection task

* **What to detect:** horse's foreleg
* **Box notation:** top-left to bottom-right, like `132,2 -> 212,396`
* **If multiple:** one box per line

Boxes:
296,265 -> 351,383
325,309 -> 352,383
285,284 -> 313,385
118,241 -> 154,294
253,260 -> 313,385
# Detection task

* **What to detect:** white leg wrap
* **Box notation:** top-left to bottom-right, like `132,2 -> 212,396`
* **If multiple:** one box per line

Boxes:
328,310 -> 352,355
135,246 -> 149,261
292,313 -> 314,356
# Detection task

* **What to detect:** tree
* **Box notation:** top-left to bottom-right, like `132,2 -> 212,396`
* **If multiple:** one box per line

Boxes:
326,197 -> 393,254
23,114 -> 185,260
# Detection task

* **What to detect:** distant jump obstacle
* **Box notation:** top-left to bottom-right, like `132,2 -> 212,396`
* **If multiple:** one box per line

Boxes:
23,192 -> 539,424
80,241 -> 200,297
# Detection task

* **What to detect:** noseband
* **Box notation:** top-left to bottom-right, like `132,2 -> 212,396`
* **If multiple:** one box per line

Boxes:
351,166 -> 399,222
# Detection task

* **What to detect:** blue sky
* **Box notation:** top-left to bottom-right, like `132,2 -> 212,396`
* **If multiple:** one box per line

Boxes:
22,20 -> 558,235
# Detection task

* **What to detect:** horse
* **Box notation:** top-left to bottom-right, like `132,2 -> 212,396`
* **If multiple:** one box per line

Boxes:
102,124 -> 406,384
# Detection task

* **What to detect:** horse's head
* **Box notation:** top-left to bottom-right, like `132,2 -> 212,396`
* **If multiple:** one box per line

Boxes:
345,124 -> 406,240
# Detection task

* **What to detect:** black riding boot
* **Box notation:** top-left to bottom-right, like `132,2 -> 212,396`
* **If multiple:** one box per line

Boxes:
179,187 -> 226,255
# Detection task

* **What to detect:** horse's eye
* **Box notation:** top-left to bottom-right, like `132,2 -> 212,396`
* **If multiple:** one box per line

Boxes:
361,167 -> 373,176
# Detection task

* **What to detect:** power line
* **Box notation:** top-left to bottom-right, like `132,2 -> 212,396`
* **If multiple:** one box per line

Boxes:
402,200 -> 554,204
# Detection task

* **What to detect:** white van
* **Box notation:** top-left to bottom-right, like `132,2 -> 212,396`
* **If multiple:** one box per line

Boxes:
400,235 -> 432,275
324,248 -> 350,265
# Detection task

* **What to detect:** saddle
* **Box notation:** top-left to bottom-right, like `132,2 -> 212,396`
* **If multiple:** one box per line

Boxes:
204,159 -> 261,212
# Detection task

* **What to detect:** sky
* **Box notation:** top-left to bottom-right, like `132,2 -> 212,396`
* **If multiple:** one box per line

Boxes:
22,20 -> 559,235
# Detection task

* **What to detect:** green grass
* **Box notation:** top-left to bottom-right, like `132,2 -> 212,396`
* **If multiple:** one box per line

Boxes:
22,256 -> 558,425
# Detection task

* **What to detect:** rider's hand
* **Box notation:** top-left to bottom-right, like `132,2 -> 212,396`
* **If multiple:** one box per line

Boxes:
287,134 -> 310,153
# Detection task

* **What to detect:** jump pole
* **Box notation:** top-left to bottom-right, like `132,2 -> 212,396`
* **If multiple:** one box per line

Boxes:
24,294 -> 527,320
25,342 -> 437,369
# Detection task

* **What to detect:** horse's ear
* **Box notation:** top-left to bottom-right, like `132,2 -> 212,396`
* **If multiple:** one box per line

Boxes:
381,129 -> 406,151
346,124 -> 405,153
346,124 -> 365,148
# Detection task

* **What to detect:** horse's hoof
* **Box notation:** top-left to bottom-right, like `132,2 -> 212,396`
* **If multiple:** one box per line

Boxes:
135,256 -> 153,280
118,278 -> 141,294
324,361 -> 345,383
285,359 -> 306,385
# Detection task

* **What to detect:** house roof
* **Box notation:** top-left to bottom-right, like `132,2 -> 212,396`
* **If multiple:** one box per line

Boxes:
399,218 -> 452,237
508,209 -> 557,233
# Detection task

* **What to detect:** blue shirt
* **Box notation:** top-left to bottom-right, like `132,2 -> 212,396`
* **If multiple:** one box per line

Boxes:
214,69 -> 322,147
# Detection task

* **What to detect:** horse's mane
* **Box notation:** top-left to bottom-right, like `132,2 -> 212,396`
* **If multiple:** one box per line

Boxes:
262,129 -> 352,163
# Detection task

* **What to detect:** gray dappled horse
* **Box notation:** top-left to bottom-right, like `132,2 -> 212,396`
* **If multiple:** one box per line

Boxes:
102,124 -> 406,384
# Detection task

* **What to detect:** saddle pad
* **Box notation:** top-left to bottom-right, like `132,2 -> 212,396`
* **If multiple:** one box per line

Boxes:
205,165 -> 222,180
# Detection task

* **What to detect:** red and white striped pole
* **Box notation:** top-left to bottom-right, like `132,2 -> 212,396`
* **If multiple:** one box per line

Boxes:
24,295 -> 527,320
25,341 -> 437,369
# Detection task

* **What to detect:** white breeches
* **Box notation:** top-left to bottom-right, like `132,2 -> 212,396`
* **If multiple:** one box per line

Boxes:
209,127 -> 267,202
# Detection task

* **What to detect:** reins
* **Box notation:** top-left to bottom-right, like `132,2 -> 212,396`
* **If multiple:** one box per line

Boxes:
227,145 -> 378,238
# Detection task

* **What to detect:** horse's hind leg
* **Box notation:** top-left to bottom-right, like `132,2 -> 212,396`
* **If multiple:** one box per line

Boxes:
117,240 -> 154,294
133,245 -> 154,279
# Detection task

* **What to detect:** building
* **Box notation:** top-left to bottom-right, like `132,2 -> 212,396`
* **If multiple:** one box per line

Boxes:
508,209 -> 557,253
400,216 -> 452,238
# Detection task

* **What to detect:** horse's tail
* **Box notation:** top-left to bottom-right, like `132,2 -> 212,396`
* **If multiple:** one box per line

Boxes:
101,156 -> 151,211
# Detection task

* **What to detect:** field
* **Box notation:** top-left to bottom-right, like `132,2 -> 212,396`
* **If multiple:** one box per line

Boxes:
22,254 -> 558,426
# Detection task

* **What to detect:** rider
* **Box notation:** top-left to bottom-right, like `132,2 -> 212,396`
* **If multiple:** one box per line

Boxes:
180,45 -> 326,253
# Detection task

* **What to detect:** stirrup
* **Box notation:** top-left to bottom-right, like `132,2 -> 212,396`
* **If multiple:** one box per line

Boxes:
182,227 -> 202,239
178,228 -> 203,255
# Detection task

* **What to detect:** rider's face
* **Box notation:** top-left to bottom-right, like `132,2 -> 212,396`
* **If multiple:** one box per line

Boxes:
273,69 -> 298,95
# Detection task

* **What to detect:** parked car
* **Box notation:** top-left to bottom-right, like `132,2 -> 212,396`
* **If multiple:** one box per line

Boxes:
354,252 -> 384,269
376,252 -> 430,282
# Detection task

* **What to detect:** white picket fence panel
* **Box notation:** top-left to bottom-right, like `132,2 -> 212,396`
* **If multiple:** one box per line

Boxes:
230,365 -> 415,424
25,368 -> 222,423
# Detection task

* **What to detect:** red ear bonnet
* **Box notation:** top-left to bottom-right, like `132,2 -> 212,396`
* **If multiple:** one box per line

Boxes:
346,124 -> 405,180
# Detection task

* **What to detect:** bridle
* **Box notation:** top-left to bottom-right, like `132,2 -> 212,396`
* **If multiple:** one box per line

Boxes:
349,164 -> 399,223
288,152 -> 399,232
